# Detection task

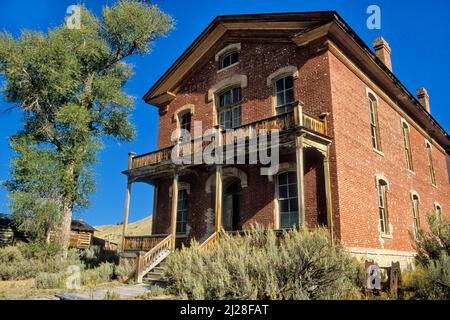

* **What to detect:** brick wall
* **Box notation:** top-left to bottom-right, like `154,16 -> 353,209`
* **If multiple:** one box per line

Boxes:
328,50 -> 450,254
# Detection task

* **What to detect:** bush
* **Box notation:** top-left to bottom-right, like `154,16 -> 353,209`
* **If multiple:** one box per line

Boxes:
35,272 -> 64,289
405,213 -> 450,300
81,262 -> 115,286
115,258 -> 135,283
164,226 -> 363,300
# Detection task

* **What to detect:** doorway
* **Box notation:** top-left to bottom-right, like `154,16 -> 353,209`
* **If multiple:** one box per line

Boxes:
222,178 -> 242,231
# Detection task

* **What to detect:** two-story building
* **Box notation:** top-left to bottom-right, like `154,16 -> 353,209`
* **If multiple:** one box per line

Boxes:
120,12 -> 450,281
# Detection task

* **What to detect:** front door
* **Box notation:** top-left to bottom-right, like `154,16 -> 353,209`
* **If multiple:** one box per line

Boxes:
222,180 -> 241,231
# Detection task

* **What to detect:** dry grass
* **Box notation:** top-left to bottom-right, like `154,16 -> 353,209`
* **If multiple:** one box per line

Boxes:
0,279 -> 59,300
94,216 -> 152,244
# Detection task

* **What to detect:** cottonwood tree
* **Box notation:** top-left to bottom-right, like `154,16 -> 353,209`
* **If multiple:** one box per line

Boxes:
0,0 -> 173,257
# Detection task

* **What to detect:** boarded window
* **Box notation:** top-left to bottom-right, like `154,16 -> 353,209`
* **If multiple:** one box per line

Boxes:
425,142 -> 436,185
402,122 -> 414,171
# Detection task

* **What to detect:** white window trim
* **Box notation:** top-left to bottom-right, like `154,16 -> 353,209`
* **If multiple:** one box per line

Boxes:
274,163 -> 297,230
266,66 -> 298,87
375,176 -> 391,236
410,190 -> 421,237
366,88 -> 382,153
173,104 -> 194,124
215,43 -> 241,62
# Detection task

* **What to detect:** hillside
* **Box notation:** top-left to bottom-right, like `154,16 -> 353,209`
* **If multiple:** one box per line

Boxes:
94,216 -> 152,245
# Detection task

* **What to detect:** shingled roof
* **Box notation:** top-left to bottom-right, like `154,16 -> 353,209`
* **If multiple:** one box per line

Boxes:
71,219 -> 97,233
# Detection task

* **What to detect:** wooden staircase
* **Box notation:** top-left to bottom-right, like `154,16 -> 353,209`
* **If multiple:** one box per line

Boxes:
125,231 -> 221,284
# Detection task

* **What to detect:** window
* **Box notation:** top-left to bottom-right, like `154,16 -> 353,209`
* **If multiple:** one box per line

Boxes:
277,171 -> 298,229
179,112 -> 191,133
217,87 -> 242,129
368,93 -> 382,151
377,180 -> 390,235
425,142 -> 436,186
402,122 -> 414,171
435,204 -> 442,220
220,51 -> 238,69
176,189 -> 188,234
411,194 -> 420,236
274,76 -> 294,114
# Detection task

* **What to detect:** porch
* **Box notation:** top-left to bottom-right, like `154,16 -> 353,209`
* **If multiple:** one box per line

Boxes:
120,102 -> 333,282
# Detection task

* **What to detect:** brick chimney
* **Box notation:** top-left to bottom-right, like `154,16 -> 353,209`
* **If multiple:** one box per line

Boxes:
417,87 -> 430,113
373,37 -> 392,71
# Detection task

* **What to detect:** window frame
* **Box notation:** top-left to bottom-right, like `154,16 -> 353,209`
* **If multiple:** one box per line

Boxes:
367,92 -> 382,152
216,86 -> 242,129
219,50 -> 239,70
176,189 -> 188,235
178,110 -> 191,133
425,141 -> 437,186
274,75 -> 295,115
277,170 -> 299,229
401,120 -> 414,172
411,193 -> 420,237
377,179 -> 390,235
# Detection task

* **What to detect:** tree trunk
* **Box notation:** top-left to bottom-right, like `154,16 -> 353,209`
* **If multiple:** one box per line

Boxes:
59,200 -> 73,259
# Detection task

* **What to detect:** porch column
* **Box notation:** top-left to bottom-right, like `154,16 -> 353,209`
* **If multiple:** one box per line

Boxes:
121,152 -> 135,251
295,136 -> 305,227
323,154 -> 334,243
214,165 -> 223,232
170,173 -> 179,250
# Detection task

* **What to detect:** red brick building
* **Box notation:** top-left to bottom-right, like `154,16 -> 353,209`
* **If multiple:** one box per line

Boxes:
121,12 -> 450,273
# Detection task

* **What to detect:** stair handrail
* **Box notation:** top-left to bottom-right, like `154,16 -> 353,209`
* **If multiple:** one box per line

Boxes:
200,231 -> 220,250
135,234 -> 174,283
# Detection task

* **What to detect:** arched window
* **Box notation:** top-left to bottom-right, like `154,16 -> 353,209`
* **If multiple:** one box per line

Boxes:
220,51 -> 239,69
176,189 -> 188,235
411,193 -> 420,236
377,179 -> 390,235
368,93 -> 382,151
425,141 -> 436,186
217,86 -> 242,129
402,121 -> 414,171
435,203 -> 442,220
178,111 -> 191,133
277,171 -> 298,229
274,76 -> 294,114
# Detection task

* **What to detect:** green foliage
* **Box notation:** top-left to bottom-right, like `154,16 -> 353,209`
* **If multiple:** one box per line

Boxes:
0,0 -> 174,245
35,272 -> 65,289
81,262 -> 115,286
164,227 -> 363,300
405,213 -> 450,299
115,258 -> 135,283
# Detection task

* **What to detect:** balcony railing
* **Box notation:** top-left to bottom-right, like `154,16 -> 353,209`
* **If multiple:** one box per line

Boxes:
123,234 -> 169,251
129,109 -> 327,171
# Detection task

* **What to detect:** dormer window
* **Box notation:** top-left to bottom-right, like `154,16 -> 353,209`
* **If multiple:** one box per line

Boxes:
220,51 -> 239,69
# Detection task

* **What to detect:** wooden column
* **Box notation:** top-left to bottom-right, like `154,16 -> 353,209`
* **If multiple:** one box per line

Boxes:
214,165 -> 223,232
170,174 -> 179,250
121,152 -> 135,251
323,154 -> 334,243
295,136 -> 305,227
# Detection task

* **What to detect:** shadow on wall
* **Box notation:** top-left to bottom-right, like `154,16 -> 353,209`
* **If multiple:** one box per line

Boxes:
447,154 -> 450,184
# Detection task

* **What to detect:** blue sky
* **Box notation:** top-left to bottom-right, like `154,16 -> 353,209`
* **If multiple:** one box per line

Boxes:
0,0 -> 449,226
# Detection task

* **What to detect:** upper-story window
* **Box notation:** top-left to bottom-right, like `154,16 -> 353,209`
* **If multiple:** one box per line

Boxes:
402,121 -> 414,172
275,76 -> 294,115
277,171 -> 298,229
411,193 -> 420,237
217,87 -> 242,129
425,141 -> 436,186
368,93 -> 382,152
176,189 -> 188,235
179,111 -> 191,133
377,179 -> 390,235
220,51 -> 239,69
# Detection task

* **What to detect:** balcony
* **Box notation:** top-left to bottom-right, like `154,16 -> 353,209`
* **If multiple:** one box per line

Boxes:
127,107 -> 328,173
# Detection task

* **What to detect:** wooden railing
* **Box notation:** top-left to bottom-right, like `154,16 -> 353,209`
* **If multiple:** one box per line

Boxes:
135,234 -> 174,283
123,234 -> 168,251
129,109 -> 326,171
303,113 -> 327,135
200,232 -> 220,250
